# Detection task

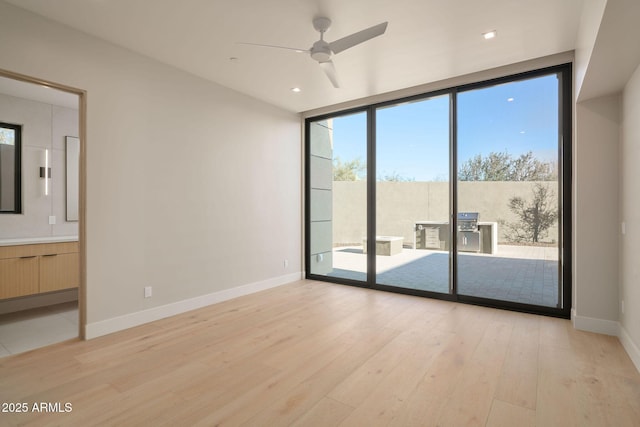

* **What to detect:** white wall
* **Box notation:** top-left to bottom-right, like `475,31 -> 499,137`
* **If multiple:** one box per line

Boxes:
571,0 -> 640,370
621,63 -> 640,362
0,93 -> 79,239
571,0 -> 618,331
573,95 -> 620,327
574,0 -> 606,99
0,2 -> 301,335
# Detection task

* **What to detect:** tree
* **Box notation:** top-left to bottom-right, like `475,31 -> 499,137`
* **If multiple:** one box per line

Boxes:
333,157 -> 365,181
332,158 -> 417,181
506,183 -> 558,243
458,151 -> 557,181
378,171 -> 415,182
0,128 -> 12,145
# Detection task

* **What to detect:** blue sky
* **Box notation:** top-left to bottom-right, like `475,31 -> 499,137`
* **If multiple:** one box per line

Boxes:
330,73 -> 559,181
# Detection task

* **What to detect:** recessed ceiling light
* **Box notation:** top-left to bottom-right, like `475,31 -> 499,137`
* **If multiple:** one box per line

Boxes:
229,57 -> 239,62
291,87 -> 301,93
483,30 -> 497,40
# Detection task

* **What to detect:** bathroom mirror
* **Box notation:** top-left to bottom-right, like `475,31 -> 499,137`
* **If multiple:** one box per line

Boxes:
66,136 -> 79,221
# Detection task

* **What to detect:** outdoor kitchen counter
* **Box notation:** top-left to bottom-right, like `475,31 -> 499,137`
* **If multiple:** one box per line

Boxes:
414,221 -> 497,254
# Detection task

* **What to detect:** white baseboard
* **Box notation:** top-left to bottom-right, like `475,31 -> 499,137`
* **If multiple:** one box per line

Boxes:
619,325 -> 640,373
572,312 -> 620,336
85,272 -> 302,339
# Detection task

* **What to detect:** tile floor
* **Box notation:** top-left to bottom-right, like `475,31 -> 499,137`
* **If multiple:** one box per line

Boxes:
0,301 -> 78,357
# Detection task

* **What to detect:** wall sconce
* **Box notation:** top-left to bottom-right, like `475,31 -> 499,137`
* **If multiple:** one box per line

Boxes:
39,148 -> 51,196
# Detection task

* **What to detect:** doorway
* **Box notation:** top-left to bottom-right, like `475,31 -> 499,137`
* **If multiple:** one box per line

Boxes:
0,69 -> 86,356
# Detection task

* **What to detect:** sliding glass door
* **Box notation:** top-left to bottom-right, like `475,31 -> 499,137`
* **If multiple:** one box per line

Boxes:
306,64 -> 571,317
308,112 -> 368,283
375,95 -> 451,294
457,73 -> 563,308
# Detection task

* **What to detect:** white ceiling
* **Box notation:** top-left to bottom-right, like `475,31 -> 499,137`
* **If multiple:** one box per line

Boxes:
6,0 -> 585,113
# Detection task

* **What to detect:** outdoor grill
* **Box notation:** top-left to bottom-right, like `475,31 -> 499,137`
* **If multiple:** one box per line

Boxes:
457,212 -> 479,232
457,212 -> 481,252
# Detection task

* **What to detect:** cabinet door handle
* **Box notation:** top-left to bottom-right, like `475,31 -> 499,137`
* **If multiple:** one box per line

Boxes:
42,254 -> 58,257
20,255 -> 37,259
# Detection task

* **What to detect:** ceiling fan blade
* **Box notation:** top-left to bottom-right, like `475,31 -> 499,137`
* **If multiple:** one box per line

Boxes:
329,22 -> 388,55
236,42 -> 309,53
319,60 -> 340,88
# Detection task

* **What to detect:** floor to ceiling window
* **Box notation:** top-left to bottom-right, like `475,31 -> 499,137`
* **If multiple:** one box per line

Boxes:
457,74 -> 562,308
308,112 -> 368,283
375,95 -> 451,295
305,64 -> 571,317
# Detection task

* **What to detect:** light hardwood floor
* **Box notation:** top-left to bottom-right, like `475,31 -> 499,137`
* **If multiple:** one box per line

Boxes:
0,280 -> 638,426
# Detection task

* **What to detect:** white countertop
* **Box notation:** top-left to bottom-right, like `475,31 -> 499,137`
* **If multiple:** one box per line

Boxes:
0,236 -> 78,247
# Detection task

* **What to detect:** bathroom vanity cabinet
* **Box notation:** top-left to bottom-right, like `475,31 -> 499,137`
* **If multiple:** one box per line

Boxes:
0,241 -> 79,300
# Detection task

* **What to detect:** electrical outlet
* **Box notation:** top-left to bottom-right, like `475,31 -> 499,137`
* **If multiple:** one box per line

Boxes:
284,259 -> 289,269
48,216 -> 56,225
621,300 -> 625,314
622,222 -> 626,235
144,286 -> 152,298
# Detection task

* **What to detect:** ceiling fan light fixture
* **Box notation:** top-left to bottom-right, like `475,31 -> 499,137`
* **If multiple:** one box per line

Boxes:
310,40 -> 332,62
238,17 -> 387,89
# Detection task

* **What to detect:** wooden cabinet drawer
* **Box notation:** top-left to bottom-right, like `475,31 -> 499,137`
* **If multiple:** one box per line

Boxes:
39,252 -> 80,293
0,256 -> 39,299
0,242 -> 79,300
0,242 -> 78,260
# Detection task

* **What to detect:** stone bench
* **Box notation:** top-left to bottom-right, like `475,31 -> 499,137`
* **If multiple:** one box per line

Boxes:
362,236 -> 403,256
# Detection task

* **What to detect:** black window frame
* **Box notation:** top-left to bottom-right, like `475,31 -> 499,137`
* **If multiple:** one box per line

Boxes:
305,63 -> 572,319
0,121 -> 22,214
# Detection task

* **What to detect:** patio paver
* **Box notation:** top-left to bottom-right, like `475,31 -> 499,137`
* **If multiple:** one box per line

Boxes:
328,244 -> 559,307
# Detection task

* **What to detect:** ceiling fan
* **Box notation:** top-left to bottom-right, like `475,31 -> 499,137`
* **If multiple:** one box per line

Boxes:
238,17 -> 388,88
